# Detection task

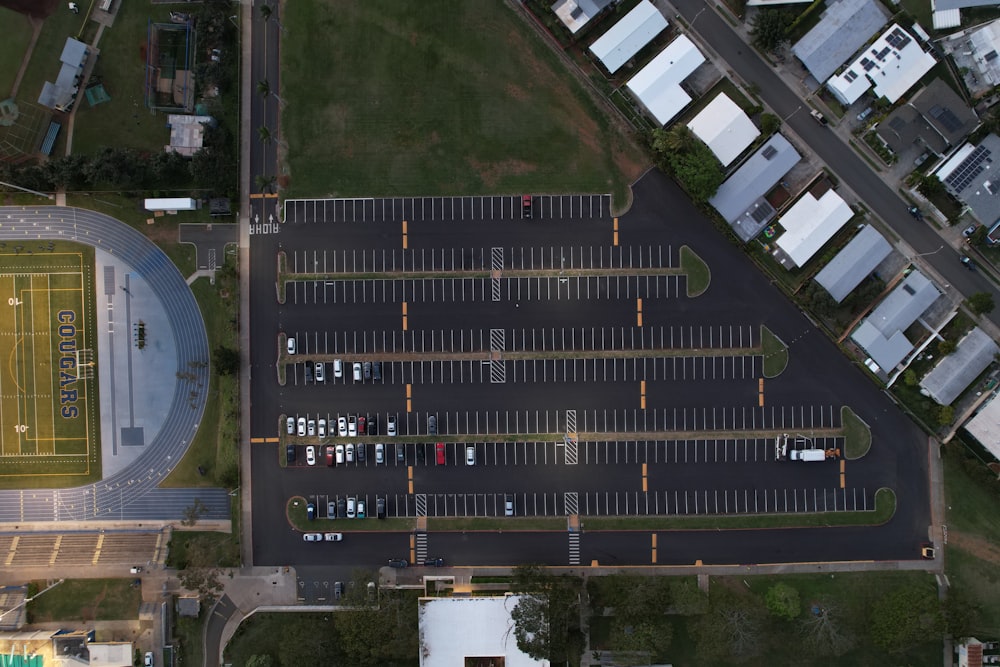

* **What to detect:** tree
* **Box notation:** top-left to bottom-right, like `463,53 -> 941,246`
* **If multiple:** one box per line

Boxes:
692,590 -> 766,663
244,656 -> 274,667
511,594 -> 550,661
181,498 -> 208,526
869,585 -> 942,653
800,602 -> 856,656
765,583 -> 801,619
259,3 -> 272,20
258,126 -> 272,145
176,535 -> 225,601
968,292 -> 995,315
916,173 -> 945,198
668,144 -> 724,202
937,339 -> 957,355
256,79 -> 284,105
214,346 -> 240,376
760,112 -> 781,135
750,9 -> 794,52
255,174 -> 277,193
937,405 -> 955,426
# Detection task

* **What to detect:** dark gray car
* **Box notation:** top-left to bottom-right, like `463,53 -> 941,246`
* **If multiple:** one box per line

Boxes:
363,361 -> 372,380
373,361 -> 382,381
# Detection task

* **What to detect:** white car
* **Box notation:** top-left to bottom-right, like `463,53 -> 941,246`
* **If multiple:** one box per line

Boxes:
346,443 -> 355,462
303,533 -> 323,542
297,417 -> 306,437
466,445 -> 476,466
324,532 -> 344,542
144,653 -> 154,667
375,443 -> 384,464
333,359 -> 343,378
287,337 -> 296,355
318,419 -> 326,438
348,415 -> 357,437
353,362 -> 362,381
338,417 -> 347,437
335,444 -> 345,464
315,362 -> 325,383
307,419 -> 316,436
387,415 -> 397,437
286,417 -> 294,435
346,497 -> 356,519
306,446 -> 316,465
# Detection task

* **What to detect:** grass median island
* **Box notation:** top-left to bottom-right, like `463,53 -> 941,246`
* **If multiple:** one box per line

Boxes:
280,1 -> 646,205
679,245 -> 710,297
761,325 -> 789,378
583,488 -> 895,531
841,406 -> 872,459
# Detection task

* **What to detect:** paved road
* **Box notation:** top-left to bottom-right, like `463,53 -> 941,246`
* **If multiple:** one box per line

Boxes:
671,0 -> 1000,326
0,206 -> 228,521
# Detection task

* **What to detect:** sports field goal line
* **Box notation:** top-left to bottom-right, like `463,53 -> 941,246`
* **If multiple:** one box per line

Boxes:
76,349 -> 94,379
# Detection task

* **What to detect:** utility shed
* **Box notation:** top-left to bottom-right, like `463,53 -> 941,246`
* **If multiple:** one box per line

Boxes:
709,133 -> 802,241
920,327 -> 998,404
589,0 -> 668,73
626,34 -> 705,126
814,224 -> 892,302
686,93 -> 760,166
144,197 -> 196,211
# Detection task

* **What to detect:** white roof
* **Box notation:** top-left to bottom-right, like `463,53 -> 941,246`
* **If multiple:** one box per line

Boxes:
966,392 -> 1000,462
826,24 -> 935,105
88,642 -> 133,667
419,596 -> 549,667
686,93 -> 760,166
144,197 -> 197,211
589,1 -> 668,73
775,189 -> 854,267
626,35 -> 705,125
552,0 -> 612,33
933,8 -> 962,29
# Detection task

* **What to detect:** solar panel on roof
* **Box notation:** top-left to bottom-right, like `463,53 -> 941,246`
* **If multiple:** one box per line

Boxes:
944,145 -> 991,192
750,201 -> 775,224
986,50 -> 998,62
885,28 -> 911,50
861,58 -> 875,72
929,105 -> 964,134
877,47 -> 891,60
845,70 -> 858,82
762,145 -> 777,160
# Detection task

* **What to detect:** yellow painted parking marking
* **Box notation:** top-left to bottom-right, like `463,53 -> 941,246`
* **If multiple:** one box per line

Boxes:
50,535 -> 62,565
642,462 -> 648,492
613,218 -> 619,246
402,301 -> 408,331
636,298 -> 642,327
409,534 -> 416,563
840,459 -> 846,488
264,437 -> 278,443
590,559 -> 600,567
406,383 -> 413,413
250,437 -> 266,443
695,559 -> 703,566
408,466 -> 414,494
402,220 -> 408,249
249,193 -> 264,199
651,533 -> 657,564
758,378 -> 765,407
640,380 -> 646,409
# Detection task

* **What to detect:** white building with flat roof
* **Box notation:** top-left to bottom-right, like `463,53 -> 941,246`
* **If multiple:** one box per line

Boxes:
687,93 -> 760,166
419,596 -> 548,667
589,0 -> 668,73
626,34 -> 705,126
827,24 -> 935,105
775,189 -> 854,268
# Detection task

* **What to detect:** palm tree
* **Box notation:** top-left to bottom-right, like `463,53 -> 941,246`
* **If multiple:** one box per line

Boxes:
259,4 -> 272,20
256,79 -> 284,106
255,175 -> 277,193
258,126 -> 272,145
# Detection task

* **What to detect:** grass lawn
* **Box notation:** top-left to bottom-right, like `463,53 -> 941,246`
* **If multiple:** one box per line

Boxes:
28,579 -> 141,622
679,245 -> 710,297
760,325 -> 788,378
164,530 -> 239,569
71,2 -> 179,155
947,546 -> 1000,636
280,1 -> 647,207
841,406 -> 872,459
0,8 -> 32,98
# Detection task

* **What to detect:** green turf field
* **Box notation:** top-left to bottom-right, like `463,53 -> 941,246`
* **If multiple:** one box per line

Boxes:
0,244 -> 99,483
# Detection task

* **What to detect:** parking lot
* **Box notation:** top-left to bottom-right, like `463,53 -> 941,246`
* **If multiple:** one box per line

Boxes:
250,177 -> 931,569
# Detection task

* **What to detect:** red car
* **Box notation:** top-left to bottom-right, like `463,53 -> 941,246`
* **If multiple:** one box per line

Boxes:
436,442 -> 445,465
358,416 -> 367,436
325,445 -> 335,467
522,194 -> 532,218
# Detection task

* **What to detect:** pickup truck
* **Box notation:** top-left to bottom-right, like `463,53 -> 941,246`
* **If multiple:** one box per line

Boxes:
810,109 -> 828,125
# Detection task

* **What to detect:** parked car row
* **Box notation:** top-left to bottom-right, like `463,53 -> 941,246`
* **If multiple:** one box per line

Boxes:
285,414 -> 399,438
283,339 -> 385,385
303,532 -> 344,542
306,497 -> 387,520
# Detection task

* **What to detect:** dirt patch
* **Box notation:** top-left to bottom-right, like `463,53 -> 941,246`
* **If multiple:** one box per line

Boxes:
505,83 -> 528,101
467,158 -> 537,189
949,530 -> 1000,566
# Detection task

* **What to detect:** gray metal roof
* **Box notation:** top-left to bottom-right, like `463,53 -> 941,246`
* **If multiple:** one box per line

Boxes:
910,78 -> 979,148
876,105 -> 948,157
865,269 -> 940,336
814,224 -> 892,302
920,327 -> 998,404
709,133 -> 801,241
937,133 -> 1000,231
936,0 -> 1000,11
852,320 -> 914,370
791,0 -> 889,83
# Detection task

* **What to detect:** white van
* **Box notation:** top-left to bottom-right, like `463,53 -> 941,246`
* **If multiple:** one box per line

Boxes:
333,359 -> 343,378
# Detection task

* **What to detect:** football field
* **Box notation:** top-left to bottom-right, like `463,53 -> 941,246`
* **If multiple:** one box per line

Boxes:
0,246 -> 99,483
